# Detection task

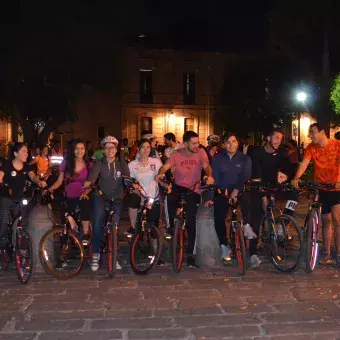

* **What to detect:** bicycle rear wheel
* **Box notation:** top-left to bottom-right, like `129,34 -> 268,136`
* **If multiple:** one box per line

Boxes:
235,224 -> 247,275
172,219 -> 184,273
39,226 -> 85,280
107,225 -> 118,279
15,229 -> 36,285
306,209 -> 320,273
270,214 -> 303,273
130,224 -> 162,275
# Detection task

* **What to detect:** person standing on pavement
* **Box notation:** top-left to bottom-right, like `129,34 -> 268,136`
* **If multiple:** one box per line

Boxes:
84,136 -> 129,272
210,133 -> 256,262
156,131 -> 214,268
292,122 -> 340,266
248,127 -> 298,268
126,139 -> 163,236
48,140 -> 92,244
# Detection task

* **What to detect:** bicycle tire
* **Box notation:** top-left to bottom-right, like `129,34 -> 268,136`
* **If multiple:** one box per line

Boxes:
107,225 -> 118,279
39,226 -> 85,280
0,249 -> 10,271
172,219 -> 184,273
270,214 -> 303,273
15,229 -> 36,285
306,208 -> 320,274
130,225 -> 162,275
235,225 -> 247,275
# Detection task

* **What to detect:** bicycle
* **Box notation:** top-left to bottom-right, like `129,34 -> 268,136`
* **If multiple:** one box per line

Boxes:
123,176 -> 162,275
298,180 -> 335,273
88,185 -> 124,278
204,185 -> 248,275
246,180 -> 303,273
39,191 -> 85,280
159,179 -> 202,273
0,182 -> 36,285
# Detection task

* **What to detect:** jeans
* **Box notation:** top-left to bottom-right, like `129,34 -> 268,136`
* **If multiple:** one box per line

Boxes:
248,190 -> 299,257
91,193 -> 122,254
166,184 -> 201,255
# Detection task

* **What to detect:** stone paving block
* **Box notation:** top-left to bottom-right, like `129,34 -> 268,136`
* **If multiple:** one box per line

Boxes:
174,314 -> 260,328
263,321 -> 340,335
179,297 -> 244,309
272,301 -> 340,315
0,334 -> 37,340
104,309 -> 153,318
90,317 -> 173,330
127,328 -> 188,339
14,319 -> 85,332
260,311 -> 332,323
37,330 -> 123,340
192,325 -> 261,338
154,306 -> 223,317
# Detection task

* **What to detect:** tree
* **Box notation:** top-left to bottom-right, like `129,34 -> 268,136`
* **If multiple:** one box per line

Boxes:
330,74 -> 340,115
2,1 -> 145,146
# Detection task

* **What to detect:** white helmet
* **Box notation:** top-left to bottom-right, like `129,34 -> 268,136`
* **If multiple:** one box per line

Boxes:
142,133 -> 156,140
207,134 -> 220,143
101,135 -> 119,147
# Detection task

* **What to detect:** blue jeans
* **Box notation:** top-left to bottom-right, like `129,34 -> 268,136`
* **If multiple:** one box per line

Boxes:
91,193 -> 122,254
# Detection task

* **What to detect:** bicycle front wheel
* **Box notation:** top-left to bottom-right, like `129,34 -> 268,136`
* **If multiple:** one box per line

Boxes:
107,225 -> 118,279
39,226 -> 85,280
172,219 -> 184,273
235,225 -> 247,275
15,229 -> 36,285
130,224 -> 162,275
306,208 -> 320,273
270,214 -> 303,273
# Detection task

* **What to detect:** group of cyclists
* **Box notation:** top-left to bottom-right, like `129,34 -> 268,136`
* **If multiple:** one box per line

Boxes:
0,121 -> 339,274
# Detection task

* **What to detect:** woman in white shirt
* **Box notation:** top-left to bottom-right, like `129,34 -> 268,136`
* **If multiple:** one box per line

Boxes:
126,139 -> 162,234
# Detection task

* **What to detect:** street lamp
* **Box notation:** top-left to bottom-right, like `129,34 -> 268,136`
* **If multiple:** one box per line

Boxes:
295,91 -> 307,150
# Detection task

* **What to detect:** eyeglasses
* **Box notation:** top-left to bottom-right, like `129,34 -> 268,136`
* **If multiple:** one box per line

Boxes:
105,146 -> 117,151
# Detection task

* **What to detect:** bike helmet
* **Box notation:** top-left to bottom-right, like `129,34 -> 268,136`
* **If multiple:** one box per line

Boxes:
100,135 -> 119,147
207,134 -> 220,143
141,133 -> 156,140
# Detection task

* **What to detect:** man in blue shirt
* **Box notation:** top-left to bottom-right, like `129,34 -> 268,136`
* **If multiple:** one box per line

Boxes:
211,133 -> 256,261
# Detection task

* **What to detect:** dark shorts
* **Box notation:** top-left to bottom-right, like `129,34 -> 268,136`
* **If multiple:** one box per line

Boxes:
126,193 -> 141,209
320,190 -> 340,215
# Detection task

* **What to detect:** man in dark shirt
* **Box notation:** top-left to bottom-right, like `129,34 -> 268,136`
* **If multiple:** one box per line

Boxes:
211,133 -> 256,261
248,127 -> 298,268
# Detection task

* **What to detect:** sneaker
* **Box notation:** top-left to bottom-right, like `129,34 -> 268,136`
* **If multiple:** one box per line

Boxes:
91,253 -> 100,272
164,227 -> 174,240
157,259 -> 167,266
124,227 -> 136,238
221,244 -> 232,261
81,235 -> 91,246
187,255 -> 199,268
276,224 -> 285,237
250,255 -> 261,268
243,224 -> 257,240
116,261 -> 122,270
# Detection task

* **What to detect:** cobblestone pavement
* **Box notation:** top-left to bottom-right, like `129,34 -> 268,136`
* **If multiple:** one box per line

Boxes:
1,261 -> 340,340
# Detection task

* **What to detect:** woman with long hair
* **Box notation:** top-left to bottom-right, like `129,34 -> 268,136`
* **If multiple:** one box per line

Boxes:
126,139 -> 163,235
49,139 -> 91,243
0,142 -> 47,243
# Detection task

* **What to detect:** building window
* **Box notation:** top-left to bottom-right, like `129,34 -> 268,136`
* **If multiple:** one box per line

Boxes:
184,118 -> 195,132
97,126 -> 105,139
141,117 -> 152,135
183,72 -> 195,105
140,69 -> 153,104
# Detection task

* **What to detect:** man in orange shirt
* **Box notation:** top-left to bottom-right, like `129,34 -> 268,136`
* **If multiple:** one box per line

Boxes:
292,122 -> 340,266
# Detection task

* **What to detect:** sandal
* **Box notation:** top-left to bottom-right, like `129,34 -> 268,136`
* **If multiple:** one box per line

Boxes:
319,254 -> 335,265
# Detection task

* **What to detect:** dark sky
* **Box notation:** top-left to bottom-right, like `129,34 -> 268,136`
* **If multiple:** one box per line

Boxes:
137,0 -> 272,51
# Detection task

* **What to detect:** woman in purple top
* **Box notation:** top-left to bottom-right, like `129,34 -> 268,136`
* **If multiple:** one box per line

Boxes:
49,139 -> 91,243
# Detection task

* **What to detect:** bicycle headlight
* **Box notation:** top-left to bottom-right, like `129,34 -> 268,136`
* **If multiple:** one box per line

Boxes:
147,198 -> 155,209
22,199 -> 28,206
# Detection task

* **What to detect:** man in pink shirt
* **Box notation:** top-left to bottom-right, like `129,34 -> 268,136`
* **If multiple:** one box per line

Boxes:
156,131 -> 214,268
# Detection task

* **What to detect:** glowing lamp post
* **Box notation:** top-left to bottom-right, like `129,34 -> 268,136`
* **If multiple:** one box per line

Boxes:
296,91 -> 307,149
